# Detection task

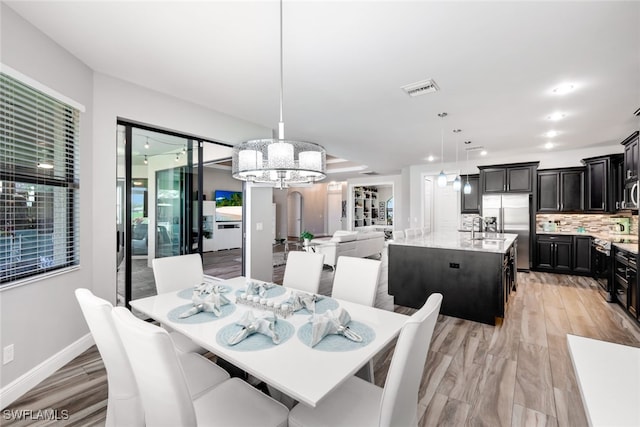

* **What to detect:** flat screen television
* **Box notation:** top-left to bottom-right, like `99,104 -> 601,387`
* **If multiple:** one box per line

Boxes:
214,190 -> 243,222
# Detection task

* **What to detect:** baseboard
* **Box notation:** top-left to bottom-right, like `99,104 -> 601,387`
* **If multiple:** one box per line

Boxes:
0,333 -> 94,410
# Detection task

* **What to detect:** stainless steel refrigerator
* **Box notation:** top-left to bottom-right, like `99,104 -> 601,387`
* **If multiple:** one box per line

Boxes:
482,194 -> 530,270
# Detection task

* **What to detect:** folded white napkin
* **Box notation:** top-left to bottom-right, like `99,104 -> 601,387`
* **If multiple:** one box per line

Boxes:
179,289 -> 230,318
195,281 -> 228,295
228,311 -> 281,345
287,291 -> 324,312
245,281 -> 275,297
310,308 -> 362,347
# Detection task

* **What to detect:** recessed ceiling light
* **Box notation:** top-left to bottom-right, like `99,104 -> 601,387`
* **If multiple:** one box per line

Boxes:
464,141 -> 472,144
480,150 -> 487,156
545,142 -> 554,149
427,155 -> 435,162
545,130 -> 559,138
551,83 -> 575,95
547,112 -> 566,121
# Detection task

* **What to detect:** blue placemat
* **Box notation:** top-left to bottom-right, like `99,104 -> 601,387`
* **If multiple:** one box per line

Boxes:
292,297 -> 339,315
177,284 -> 231,300
216,319 -> 295,351
297,321 -> 375,351
167,303 -> 236,324
235,284 -> 287,299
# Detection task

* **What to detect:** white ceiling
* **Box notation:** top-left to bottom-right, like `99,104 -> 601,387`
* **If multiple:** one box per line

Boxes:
6,1 -> 640,179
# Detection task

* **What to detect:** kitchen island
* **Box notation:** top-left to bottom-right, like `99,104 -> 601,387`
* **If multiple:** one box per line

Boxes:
388,231 -> 517,325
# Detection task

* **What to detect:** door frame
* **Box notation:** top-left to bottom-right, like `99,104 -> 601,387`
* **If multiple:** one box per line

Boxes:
117,119 -> 235,308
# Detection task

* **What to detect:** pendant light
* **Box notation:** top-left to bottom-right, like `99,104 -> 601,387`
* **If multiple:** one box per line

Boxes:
463,145 -> 472,194
452,129 -> 461,191
232,0 -> 326,188
437,112 -> 448,187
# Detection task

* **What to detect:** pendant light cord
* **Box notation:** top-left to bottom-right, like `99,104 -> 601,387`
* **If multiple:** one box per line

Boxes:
278,0 -> 285,139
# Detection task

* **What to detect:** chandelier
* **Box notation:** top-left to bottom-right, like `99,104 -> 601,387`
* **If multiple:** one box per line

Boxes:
232,0 -> 326,189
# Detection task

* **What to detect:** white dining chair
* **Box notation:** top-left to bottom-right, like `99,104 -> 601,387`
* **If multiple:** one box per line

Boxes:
288,293 -> 443,427
331,256 -> 381,307
112,306 -> 289,427
152,253 -> 207,354
392,230 -> 405,240
75,289 -> 231,427
404,228 -> 416,238
282,251 -> 325,294
330,256 -> 382,382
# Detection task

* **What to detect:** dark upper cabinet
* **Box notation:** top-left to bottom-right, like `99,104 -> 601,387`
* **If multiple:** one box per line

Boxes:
622,131 -> 639,184
479,162 -> 538,194
537,172 -> 559,212
582,154 -> 622,213
482,168 -> 507,193
614,155 -> 625,211
536,168 -> 584,212
460,174 -> 480,214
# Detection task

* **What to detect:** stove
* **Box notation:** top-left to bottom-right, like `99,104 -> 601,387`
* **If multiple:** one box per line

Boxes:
592,237 -> 611,256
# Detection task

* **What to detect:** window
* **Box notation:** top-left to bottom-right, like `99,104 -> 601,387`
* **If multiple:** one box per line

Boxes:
0,71 -> 80,285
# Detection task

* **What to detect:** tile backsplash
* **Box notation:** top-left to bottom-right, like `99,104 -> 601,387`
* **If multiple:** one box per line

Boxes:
462,212 -> 638,235
536,213 -> 638,234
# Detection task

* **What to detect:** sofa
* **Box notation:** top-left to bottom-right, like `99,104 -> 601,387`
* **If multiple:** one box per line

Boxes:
311,230 -> 385,270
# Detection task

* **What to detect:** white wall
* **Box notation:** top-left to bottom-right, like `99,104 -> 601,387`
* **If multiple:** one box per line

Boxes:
0,4 -> 94,389
272,183 -> 329,240
92,73 -> 272,304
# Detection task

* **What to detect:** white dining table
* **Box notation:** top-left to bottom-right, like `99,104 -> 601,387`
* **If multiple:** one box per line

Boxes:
130,276 -> 409,407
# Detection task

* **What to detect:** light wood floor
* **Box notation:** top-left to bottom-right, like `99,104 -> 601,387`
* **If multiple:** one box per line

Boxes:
5,271 -> 640,426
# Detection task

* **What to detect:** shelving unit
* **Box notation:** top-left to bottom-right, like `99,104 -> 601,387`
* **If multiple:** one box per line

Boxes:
353,186 -> 379,228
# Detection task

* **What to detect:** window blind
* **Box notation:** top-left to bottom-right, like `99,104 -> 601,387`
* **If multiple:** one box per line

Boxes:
0,72 -> 80,285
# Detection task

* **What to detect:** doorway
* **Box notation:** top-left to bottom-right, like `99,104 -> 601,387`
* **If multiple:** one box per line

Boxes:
424,174 -> 460,232
287,191 -> 303,239
116,122 -> 237,308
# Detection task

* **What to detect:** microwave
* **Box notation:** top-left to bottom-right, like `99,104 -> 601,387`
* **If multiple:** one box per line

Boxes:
623,180 -> 639,209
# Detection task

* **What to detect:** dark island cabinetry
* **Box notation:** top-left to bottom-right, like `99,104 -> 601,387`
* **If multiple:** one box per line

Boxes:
388,238 -> 516,325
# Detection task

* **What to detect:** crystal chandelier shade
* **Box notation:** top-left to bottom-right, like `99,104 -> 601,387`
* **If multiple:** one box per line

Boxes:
232,139 -> 326,188
231,0 -> 326,189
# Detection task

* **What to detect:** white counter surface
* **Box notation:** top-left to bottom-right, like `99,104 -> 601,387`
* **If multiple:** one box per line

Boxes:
614,242 -> 638,254
567,334 -> 640,427
389,231 -> 517,254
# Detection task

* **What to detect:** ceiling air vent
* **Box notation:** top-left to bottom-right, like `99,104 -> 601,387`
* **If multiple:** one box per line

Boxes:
359,171 -> 379,176
465,146 -> 485,152
401,79 -> 439,97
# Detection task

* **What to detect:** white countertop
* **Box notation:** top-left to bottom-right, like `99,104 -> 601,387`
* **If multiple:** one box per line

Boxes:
567,334 -> 640,426
614,242 -> 638,254
389,231 -> 517,254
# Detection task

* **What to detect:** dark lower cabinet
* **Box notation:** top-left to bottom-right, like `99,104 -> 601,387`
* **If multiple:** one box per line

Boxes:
614,247 -> 638,319
573,236 -> 592,274
535,234 -> 592,275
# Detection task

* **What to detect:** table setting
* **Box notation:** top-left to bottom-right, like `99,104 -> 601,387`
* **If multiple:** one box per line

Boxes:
131,275 -> 409,407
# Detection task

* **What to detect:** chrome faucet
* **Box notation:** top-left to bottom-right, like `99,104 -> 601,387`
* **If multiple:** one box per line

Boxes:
471,216 -> 483,240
